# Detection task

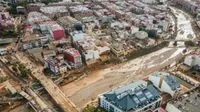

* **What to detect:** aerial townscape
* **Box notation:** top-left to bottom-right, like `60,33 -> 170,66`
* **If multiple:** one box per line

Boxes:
0,0 -> 200,112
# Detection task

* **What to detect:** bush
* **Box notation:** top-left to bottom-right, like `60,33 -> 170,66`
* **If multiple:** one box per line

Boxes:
41,0 -> 57,5
7,1 -> 28,14
20,68 -> 31,78
185,40 -> 196,47
126,41 -> 168,60
13,63 -> 31,78
12,64 -> 18,72
83,105 -> 106,112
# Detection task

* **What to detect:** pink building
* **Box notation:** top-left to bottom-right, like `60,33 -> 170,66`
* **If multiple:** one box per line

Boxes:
0,12 -> 10,20
64,48 -> 82,68
0,12 -> 14,28
49,24 -> 65,40
39,21 -> 65,40
44,55 -> 68,74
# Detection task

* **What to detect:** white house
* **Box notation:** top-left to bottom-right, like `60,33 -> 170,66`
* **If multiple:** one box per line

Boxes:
0,48 -> 8,55
184,55 -> 200,67
141,0 -> 157,4
148,72 -> 181,97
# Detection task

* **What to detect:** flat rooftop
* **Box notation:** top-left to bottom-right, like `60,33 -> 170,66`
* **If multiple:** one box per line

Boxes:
40,6 -> 68,14
0,38 -> 13,45
169,86 -> 200,112
101,80 -> 161,111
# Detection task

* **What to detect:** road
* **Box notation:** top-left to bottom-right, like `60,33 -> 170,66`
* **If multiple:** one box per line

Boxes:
169,7 -> 197,47
15,53 -> 78,112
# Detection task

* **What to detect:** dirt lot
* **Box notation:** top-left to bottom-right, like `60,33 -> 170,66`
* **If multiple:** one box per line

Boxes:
61,47 -> 185,110
6,104 -> 34,112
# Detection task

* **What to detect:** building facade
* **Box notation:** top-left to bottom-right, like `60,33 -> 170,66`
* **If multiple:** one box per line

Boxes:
64,48 -> 82,68
98,80 -> 162,112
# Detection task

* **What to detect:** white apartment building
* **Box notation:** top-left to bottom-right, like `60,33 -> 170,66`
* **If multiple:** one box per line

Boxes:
98,80 -> 162,112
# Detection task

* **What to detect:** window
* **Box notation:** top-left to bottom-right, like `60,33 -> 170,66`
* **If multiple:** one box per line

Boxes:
109,106 -> 114,112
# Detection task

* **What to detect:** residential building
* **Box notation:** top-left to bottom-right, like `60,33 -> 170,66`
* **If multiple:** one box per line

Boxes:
0,38 -> 13,45
100,2 -> 126,18
0,12 -> 15,28
49,24 -> 65,40
16,6 -> 25,13
57,16 -> 82,32
149,72 -> 181,97
165,85 -> 200,112
184,55 -> 200,67
42,50 -> 56,59
44,55 -> 68,74
64,48 -> 82,68
141,0 -> 157,4
27,3 -> 45,12
81,16 -> 99,30
111,43 -> 127,57
94,9 -> 115,23
27,12 -> 65,41
27,12 -> 51,26
71,31 -> 110,65
98,80 -> 162,112
69,5 -> 93,20
40,6 -> 69,19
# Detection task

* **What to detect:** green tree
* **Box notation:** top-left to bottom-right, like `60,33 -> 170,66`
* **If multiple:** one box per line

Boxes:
17,63 -> 31,78
41,0 -> 57,5
12,64 -> 18,72
83,105 -> 106,112
185,40 -> 196,47
12,66 -> 18,72
83,105 -> 95,112
7,1 -> 28,14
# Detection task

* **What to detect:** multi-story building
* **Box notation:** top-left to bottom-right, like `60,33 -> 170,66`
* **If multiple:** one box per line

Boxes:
149,72 -> 181,97
69,5 -> 93,20
57,16 -> 82,33
28,12 -> 65,41
27,3 -> 45,12
0,12 -> 15,28
94,9 -> 115,23
64,48 -> 82,68
44,55 -> 68,74
165,85 -> 200,112
71,31 -> 101,65
184,54 -> 200,68
98,80 -> 162,112
40,6 -> 69,19
49,24 -> 65,40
